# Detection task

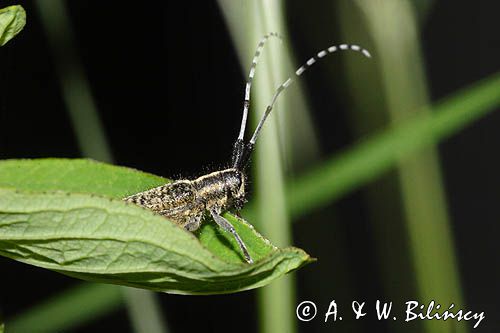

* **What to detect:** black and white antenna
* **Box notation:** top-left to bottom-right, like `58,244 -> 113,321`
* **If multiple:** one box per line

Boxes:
232,36 -> 372,170
238,32 -> 281,142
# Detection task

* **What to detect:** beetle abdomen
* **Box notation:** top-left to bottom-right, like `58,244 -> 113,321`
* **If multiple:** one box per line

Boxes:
124,180 -> 201,223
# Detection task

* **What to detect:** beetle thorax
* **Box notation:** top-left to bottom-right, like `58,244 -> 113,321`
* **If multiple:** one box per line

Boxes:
192,168 -> 246,211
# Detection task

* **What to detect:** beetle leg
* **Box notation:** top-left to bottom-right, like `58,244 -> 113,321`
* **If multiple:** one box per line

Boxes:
210,210 -> 253,264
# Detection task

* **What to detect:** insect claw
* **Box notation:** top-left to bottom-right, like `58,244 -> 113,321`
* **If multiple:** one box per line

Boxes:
245,254 -> 254,264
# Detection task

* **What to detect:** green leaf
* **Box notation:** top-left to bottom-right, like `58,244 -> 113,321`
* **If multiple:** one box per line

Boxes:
0,158 -> 167,197
0,323 -> 4,333
0,5 -> 26,46
0,159 -> 312,295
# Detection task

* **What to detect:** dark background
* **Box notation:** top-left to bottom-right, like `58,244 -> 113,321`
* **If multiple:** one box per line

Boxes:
0,1 -> 499,332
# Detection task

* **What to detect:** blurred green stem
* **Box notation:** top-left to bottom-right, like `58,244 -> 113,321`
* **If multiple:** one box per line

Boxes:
34,0 -> 111,161
122,289 -> 168,333
340,1 -> 461,332
255,5 -> 293,332
8,284 -> 122,333
217,1 -> 300,333
34,1 -> 168,332
286,72 -> 500,218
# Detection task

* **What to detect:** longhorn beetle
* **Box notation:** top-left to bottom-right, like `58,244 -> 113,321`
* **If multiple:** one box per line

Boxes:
124,33 -> 371,264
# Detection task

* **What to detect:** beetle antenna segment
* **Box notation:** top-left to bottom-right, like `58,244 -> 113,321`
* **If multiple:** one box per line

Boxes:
248,43 -> 371,146
232,33 -> 281,170
238,32 -> 281,142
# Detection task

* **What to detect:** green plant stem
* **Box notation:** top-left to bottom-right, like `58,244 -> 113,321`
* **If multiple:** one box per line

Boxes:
349,3 -> 463,333
34,1 -> 167,332
217,1 -> 299,333
287,71 -> 500,219
121,289 -> 168,333
338,1 -> 462,332
251,3 -> 295,333
8,284 -> 122,333
34,0 -> 111,162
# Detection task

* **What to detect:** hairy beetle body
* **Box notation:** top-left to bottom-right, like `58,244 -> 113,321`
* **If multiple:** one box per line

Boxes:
124,168 -> 245,231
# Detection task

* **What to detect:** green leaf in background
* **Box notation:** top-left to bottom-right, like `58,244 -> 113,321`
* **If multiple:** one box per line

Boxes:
0,323 -> 4,333
0,159 -> 313,295
0,5 -> 26,46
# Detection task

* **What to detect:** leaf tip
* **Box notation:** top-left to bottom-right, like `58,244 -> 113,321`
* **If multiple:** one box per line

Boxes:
0,4 -> 26,46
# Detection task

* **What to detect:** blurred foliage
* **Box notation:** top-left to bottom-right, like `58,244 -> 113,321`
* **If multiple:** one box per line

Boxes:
0,5 -> 25,46
7,284 -> 122,333
286,72 -> 500,218
340,1 -> 462,331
